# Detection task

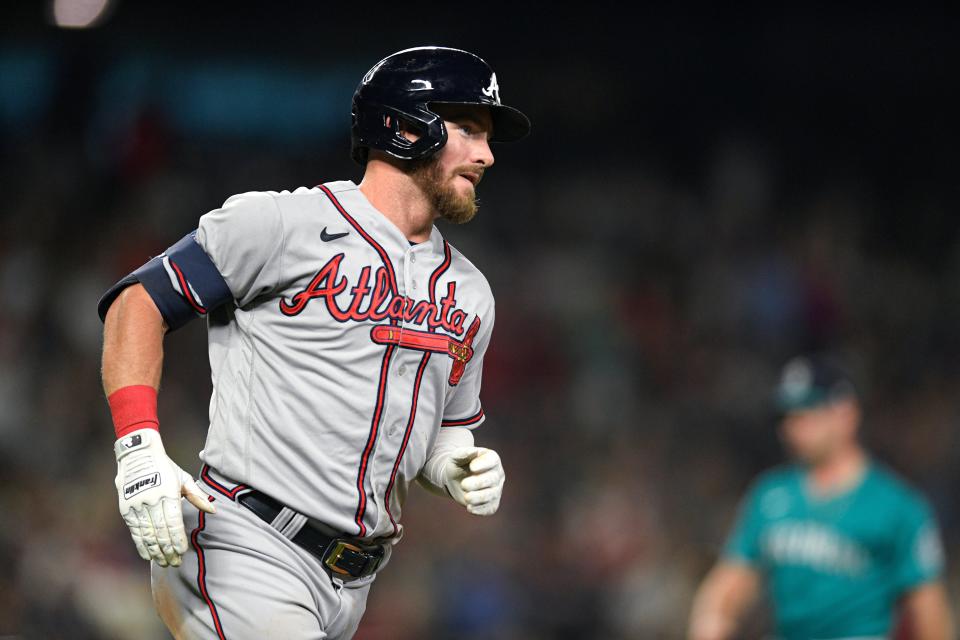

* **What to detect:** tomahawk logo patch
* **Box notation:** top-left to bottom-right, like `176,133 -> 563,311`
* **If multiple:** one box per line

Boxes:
124,472 -> 160,499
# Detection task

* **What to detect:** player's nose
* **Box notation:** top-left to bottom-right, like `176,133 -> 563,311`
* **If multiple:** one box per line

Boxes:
472,138 -> 494,168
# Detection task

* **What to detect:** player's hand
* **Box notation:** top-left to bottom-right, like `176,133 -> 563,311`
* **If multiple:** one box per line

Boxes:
114,428 -> 215,567
444,447 -> 505,516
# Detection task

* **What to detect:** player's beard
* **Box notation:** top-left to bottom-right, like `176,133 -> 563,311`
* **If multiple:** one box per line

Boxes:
406,157 -> 480,224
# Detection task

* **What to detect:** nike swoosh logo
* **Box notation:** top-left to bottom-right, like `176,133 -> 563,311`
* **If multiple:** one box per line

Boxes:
321,227 -> 349,242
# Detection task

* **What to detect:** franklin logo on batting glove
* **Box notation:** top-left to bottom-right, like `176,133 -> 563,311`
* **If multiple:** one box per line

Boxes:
123,472 -> 161,498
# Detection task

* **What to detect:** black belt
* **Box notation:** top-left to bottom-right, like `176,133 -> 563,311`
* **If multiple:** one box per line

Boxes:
237,490 -> 384,580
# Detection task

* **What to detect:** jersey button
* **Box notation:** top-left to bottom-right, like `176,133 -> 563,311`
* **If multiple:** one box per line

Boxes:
398,364 -> 407,376
410,253 -> 417,263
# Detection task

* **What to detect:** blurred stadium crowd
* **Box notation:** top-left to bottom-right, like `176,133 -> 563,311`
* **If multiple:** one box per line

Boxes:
2,5 -> 958,639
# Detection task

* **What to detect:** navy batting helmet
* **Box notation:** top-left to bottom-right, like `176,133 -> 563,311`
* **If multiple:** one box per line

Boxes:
350,46 -> 531,164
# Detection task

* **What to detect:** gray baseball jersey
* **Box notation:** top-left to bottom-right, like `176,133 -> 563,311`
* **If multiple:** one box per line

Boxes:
99,180 -> 494,541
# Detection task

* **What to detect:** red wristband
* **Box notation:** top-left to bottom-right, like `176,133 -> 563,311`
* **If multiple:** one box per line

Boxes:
108,385 -> 159,438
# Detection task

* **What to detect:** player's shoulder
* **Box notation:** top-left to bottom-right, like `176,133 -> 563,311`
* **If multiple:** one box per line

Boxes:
866,460 -> 932,511
731,465 -> 799,521
320,179 -> 358,196
749,463 -> 800,497
197,190 -> 283,244
216,189 -> 280,211
445,241 -> 494,300
214,183 -> 354,225
212,186 -> 315,213
220,181 -> 357,204
445,242 -> 485,277
248,185 -> 331,209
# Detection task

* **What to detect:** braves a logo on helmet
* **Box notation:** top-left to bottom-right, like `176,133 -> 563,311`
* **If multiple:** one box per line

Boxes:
481,73 -> 500,104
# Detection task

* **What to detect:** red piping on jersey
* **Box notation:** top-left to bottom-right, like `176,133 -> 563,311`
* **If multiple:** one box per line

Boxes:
317,183 -> 403,537
383,351 -> 432,535
353,343 -> 396,537
192,510 -> 228,640
441,407 -> 485,427
200,464 -> 249,500
317,184 -> 398,297
430,241 -> 452,306
169,259 -> 207,314
382,243 -> 453,534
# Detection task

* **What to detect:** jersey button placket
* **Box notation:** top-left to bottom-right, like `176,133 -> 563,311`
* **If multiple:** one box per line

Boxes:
401,249 -> 415,329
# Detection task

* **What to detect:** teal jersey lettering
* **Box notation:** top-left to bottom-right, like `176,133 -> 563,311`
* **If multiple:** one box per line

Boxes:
723,461 -> 944,639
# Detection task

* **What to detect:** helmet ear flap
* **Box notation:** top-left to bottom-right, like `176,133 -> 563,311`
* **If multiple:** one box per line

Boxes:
384,113 -> 424,152
352,100 -> 448,162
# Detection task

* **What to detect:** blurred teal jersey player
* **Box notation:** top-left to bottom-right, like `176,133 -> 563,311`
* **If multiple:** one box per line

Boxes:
689,355 -> 954,640
725,464 -> 941,637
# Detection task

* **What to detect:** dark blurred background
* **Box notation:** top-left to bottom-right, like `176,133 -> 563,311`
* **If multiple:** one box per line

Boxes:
1,2 -> 958,638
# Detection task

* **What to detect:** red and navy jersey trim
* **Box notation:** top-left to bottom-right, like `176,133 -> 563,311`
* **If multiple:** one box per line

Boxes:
199,464 -> 249,500
441,408 -> 485,428
192,510 -> 228,640
383,351 -> 432,535
318,183 -> 407,537
381,242 -> 456,533
429,241 -> 452,306
318,184 -> 399,297
352,343 -> 396,537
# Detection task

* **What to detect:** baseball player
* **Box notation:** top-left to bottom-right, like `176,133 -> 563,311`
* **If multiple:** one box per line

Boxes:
688,355 -> 954,640
98,47 -> 529,639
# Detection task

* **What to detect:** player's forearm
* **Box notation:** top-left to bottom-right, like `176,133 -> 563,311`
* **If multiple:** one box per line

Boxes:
688,563 -> 759,640
914,615 -> 955,640
101,284 -> 167,395
417,426 -> 474,497
688,591 -> 739,640
904,582 -> 955,640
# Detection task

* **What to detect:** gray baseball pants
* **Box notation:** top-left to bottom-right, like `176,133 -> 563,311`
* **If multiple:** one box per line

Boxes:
151,472 -> 373,639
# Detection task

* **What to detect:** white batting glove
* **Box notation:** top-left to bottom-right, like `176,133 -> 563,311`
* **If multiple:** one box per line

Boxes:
114,428 -> 215,567
443,447 -> 505,516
